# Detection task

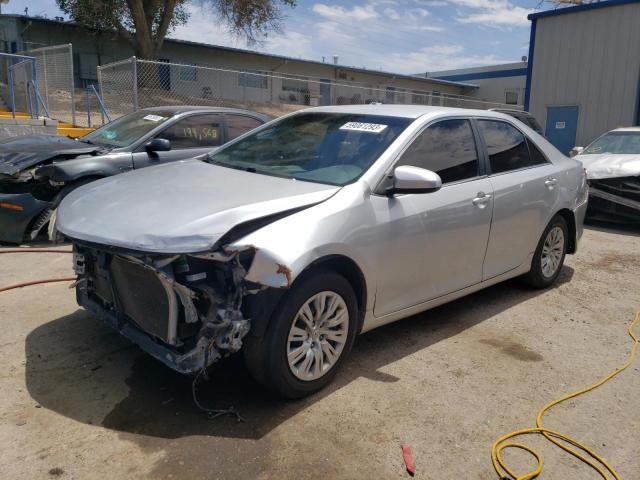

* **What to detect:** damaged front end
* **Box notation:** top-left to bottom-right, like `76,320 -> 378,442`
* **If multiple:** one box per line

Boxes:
587,176 -> 640,223
0,169 -> 59,243
73,242 -> 288,374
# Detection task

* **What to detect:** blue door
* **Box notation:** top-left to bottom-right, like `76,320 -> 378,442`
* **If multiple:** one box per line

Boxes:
545,106 -> 579,155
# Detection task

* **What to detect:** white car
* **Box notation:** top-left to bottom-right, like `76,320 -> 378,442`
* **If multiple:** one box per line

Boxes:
574,127 -> 640,223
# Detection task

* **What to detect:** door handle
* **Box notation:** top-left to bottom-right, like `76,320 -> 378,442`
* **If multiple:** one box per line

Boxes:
472,193 -> 492,206
545,177 -> 558,189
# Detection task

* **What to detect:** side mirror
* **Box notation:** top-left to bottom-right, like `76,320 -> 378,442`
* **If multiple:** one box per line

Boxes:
386,165 -> 442,196
145,138 -> 171,153
569,146 -> 584,158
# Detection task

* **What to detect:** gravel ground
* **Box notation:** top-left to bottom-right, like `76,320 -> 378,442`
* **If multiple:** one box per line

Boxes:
0,225 -> 638,480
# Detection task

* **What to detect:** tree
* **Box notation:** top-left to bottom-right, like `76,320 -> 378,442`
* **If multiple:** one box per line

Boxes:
56,0 -> 297,59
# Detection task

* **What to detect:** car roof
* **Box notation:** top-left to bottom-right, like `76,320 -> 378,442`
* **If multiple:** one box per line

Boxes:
490,108 -> 532,116
610,126 -> 640,133
300,104 -> 518,120
141,105 -> 271,120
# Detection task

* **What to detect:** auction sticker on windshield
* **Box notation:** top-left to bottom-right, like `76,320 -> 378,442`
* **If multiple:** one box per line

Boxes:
340,122 -> 388,133
143,114 -> 166,122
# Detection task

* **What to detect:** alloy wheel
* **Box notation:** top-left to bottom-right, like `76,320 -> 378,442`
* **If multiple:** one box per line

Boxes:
541,226 -> 565,278
287,291 -> 349,381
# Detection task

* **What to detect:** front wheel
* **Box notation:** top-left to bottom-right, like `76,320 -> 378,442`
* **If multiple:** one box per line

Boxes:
243,270 -> 358,399
523,215 -> 568,288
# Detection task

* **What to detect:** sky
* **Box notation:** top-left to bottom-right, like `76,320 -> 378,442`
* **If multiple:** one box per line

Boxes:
6,0 -> 543,74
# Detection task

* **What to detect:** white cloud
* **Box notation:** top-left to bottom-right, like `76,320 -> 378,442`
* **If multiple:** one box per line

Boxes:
450,0 -> 534,27
384,44 -> 510,73
170,4 -> 315,61
384,7 -> 401,20
456,5 -> 533,26
312,3 -> 379,21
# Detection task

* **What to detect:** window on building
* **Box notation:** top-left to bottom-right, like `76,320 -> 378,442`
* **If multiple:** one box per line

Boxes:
477,120 -> 544,173
160,114 -> 223,148
179,63 -> 197,82
396,119 -> 479,184
282,76 -> 309,93
225,115 -> 264,141
239,70 -> 268,89
505,90 -> 519,105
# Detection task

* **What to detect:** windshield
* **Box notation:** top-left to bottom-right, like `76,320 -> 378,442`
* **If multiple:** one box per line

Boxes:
206,112 -> 412,186
82,110 -> 173,148
583,131 -> 640,155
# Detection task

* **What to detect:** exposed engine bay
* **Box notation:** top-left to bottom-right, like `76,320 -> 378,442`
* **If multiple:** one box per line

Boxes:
72,242 -> 288,374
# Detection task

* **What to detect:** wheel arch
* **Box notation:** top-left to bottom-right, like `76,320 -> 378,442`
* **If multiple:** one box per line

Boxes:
555,208 -> 577,254
302,254 -> 368,332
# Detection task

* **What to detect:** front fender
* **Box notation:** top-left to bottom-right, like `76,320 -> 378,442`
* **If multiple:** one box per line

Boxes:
38,153 -> 133,182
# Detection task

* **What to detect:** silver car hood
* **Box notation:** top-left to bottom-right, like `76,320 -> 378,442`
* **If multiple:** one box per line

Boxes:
577,153 -> 640,180
57,160 -> 340,253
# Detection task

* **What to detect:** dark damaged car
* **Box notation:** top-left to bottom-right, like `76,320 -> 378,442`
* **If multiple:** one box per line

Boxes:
0,106 -> 268,243
56,105 -> 587,399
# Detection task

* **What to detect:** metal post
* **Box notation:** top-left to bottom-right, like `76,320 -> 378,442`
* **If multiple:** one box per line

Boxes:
26,81 -> 34,117
97,65 -> 105,124
86,87 -> 91,128
131,56 -> 139,111
8,64 -> 15,118
42,49 -> 49,112
67,44 -> 76,125
30,57 -> 39,117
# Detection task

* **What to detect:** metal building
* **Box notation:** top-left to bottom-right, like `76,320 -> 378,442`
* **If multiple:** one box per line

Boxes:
424,62 -> 528,107
526,0 -> 640,154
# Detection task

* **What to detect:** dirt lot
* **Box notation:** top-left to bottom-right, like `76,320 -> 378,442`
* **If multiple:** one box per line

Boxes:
1,225 -> 639,480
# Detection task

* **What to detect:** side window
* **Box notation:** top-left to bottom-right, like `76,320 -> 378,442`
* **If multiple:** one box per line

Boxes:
225,115 -> 264,141
526,139 -> 549,166
160,114 -> 223,149
396,119 -> 479,184
477,120 -> 534,174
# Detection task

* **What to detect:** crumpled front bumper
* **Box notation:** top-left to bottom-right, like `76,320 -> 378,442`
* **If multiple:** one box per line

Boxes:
0,193 -> 51,243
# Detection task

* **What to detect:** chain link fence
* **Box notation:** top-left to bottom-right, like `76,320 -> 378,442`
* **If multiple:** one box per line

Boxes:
25,44 -> 77,125
99,57 -> 522,120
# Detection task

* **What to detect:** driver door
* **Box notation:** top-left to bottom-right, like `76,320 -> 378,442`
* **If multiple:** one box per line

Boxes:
132,114 -> 224,169
370,118 -> 494,317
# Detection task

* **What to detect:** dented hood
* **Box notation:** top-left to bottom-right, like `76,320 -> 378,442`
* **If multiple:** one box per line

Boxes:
57,159 -> 339,253
0,134 -> 101,175
577,153 -> 640,180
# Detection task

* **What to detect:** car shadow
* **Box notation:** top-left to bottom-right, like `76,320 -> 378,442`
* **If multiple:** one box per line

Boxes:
24,267 -> 574,441
585,220 -> 640,237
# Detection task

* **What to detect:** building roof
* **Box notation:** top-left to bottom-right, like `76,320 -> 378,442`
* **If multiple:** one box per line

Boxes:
4,13 -> 478,90
528,0 -> 640,20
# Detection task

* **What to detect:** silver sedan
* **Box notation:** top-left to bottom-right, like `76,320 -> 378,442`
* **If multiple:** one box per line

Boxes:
57,105 -> 589,398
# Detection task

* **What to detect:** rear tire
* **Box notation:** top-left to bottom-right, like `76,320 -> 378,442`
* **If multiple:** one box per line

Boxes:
523,214 -> 568,288
243,270 -> 358,399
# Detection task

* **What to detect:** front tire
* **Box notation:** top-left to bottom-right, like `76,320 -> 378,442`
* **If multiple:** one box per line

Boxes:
243,270 -> 358,399
523,215 -> 568,288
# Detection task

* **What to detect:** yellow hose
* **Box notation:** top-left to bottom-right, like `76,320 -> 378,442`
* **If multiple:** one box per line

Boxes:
492,311 -> 639,480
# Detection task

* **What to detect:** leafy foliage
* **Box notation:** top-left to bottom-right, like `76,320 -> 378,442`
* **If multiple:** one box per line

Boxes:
56,0 -> 296,58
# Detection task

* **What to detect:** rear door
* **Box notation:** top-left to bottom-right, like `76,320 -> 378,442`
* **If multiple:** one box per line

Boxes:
132,114 -> 224,169
477,119 -> 561,279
